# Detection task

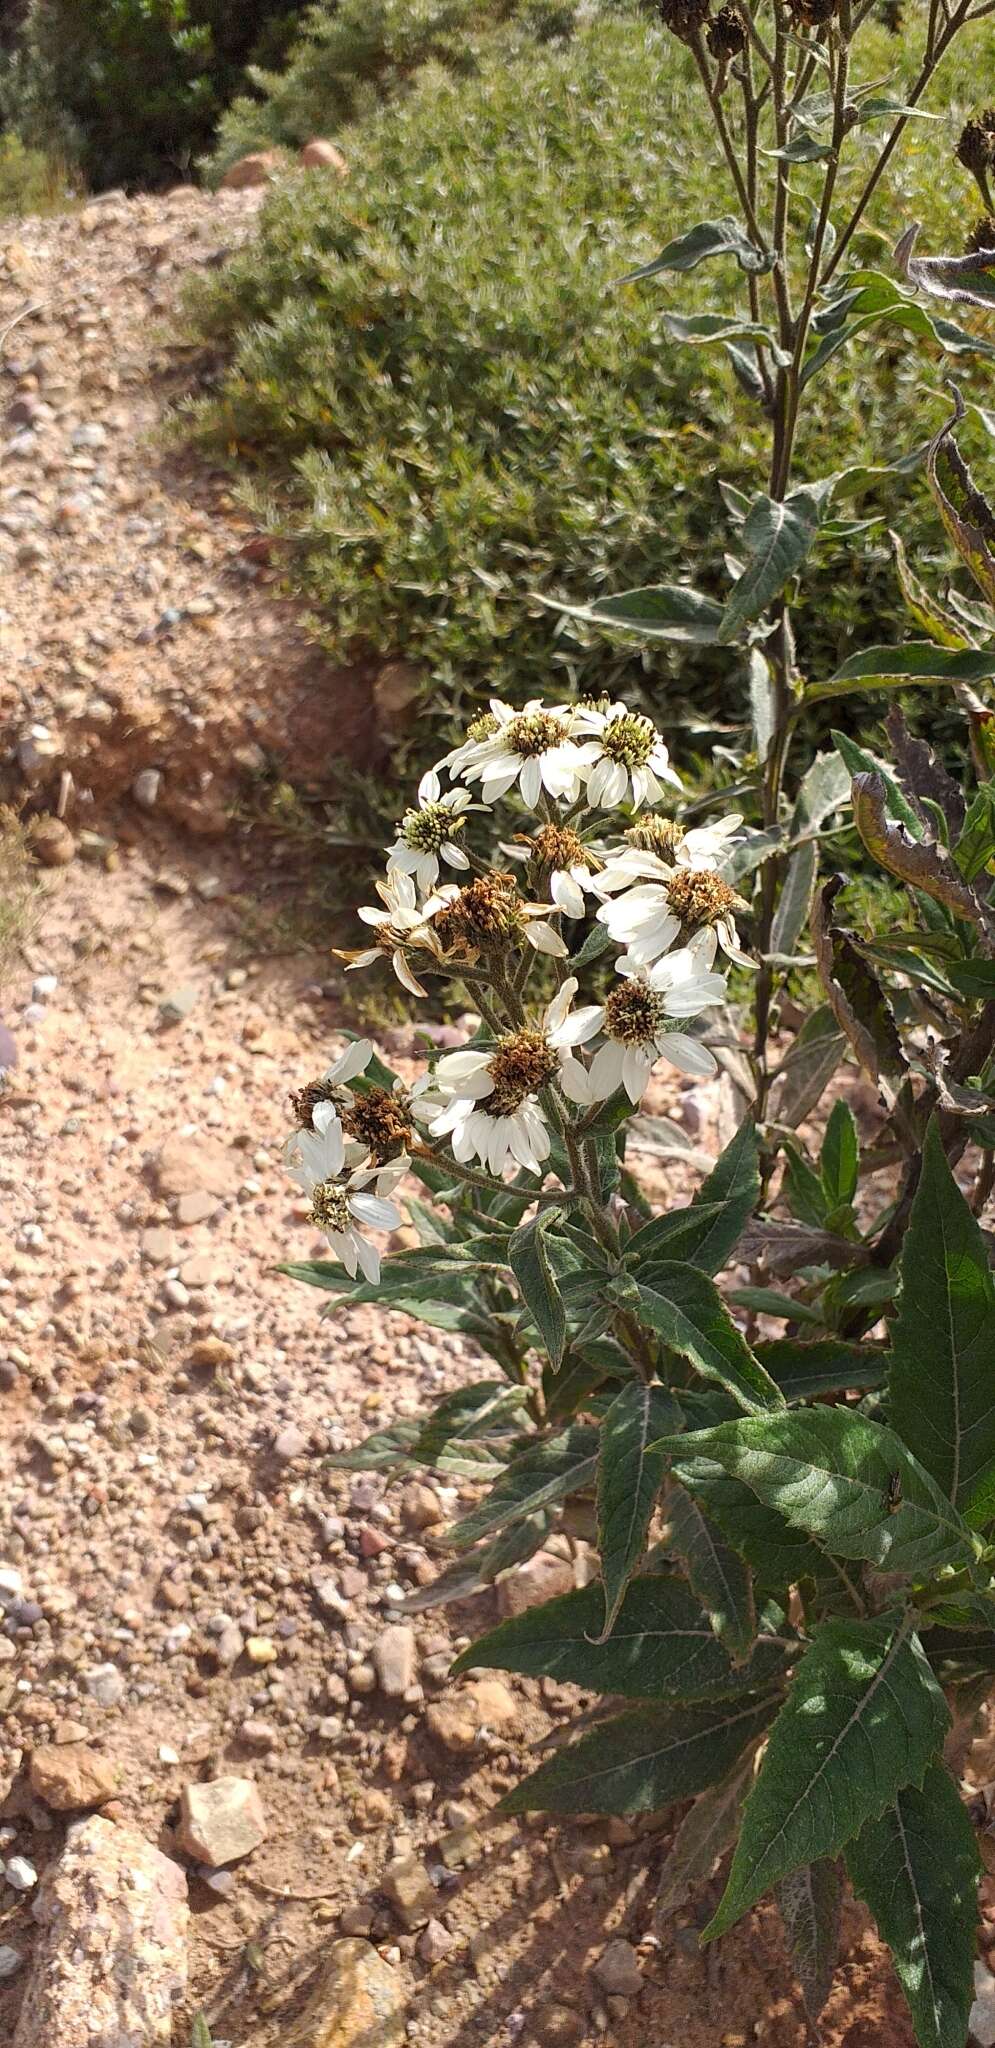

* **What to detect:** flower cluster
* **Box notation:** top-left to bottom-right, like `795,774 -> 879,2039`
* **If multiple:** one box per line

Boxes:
301,698 -> 753,1189
284,1042 -> 409,1282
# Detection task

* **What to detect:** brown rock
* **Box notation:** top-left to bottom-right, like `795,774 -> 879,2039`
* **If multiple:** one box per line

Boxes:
187,1336 -> 235,1369
11,1817 -> 187,2048
176,1776 -> 266,1866
286,1938 -> 404,2047
381,1853 -> 437,1930
220,151 -> 279,190
497,1549 -> 574,1618
300,138 -> 349,176
29,1745 -> 118,1812
153,1132 -> 237,1199
29,817 -> 75,867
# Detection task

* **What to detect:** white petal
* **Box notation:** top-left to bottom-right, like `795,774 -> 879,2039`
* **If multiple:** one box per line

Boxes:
658,1032 -> 718,1078
442,842 -> 470,869
346,948 -> 381,971
586,756 -> 611,808
435,1049 -> 491,1081
329,1229 -> 360,1278
550,869 -> 586,919
350,1192 -> 401,1230
418,767 -> 442,804
393,949 -> 428,999
558,1055 -> 595,1104
525,920 -> 569,958
480,768 -> 519,803
354,1234 -> 381,1284
519,756 -> 542,810
588,1042 -> 626,1101
550,1004 -> 604,1048
326,1038 -> 373,1086
622,1047 -> 653,1103
544,977 -> 578,1034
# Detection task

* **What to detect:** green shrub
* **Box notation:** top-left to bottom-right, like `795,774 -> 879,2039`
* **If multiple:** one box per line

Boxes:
0,131 -> 76,214
210,0 -> 633,178
185,10 -> 995,781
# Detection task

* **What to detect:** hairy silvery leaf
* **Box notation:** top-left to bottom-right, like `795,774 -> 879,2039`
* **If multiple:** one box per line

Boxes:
665,1479 -> 756,1662
665,1408 -> 979,1577
772,751 -> 852,958
889,529 -> 973,651
501,1692 -> 779,1817
718,488 -> 821,643
451,1572 -> 789,1700
619,217 -> 771,281
814,642 -> 995,698
954,786 -> 995,882
928,389 -> 995,608
768,1004 -> 848,1129
595,1382 -> 679,1637
705,1616 -> 949,1939
811,876 -> 905,1085
776,1860 -> 842,2022
888,1121 -> 995,1527
846,1764 -> 980,2048
536,582 -> 725,646
659,310 -> 790,366
897,222 -> 995,311
851,772 -> 986,923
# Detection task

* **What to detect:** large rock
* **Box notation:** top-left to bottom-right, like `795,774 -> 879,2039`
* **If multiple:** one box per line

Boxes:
153,1131 -> 237,1199
220,151 -> 279,189
12,1817 -> 187,2048
496,1549 -> 574,1618
287,1938 -> 405,2047
29,1744 -> 118,1812
176,1776 -> 266,1866
300,138 -> 349,176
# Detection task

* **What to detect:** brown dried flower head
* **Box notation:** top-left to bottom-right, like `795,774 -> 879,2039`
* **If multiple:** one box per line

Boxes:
342,1084 -> 412,1164
706,5 -> 746,57
665,867 -> 739,932
433,873 -> 524,957
486,1031 -> 560,1116
657,0 -> 711,39
957,118 -> 995,177
530,823 -> 589,872
290,1079 -> 339,1129
626,814 -> 686,858
966,216 -> 995,255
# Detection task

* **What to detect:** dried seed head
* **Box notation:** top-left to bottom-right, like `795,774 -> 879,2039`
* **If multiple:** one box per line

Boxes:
531,823 -> 588,872
706,5 -> 746,55
433,872 -> 524,954
400,801 -> 467,857
966,216 -> 995,255
599,711 -> 657,770
603,980 -> 668,1047
289,1079 -> 339,1129
625,813 -> 686,857
786,0 -> 839,24
341,1085 -> 412,1163
310,1181 -> 352,1233
665,867 -> 738,930
957,118 -> 994,177
504,710 -> 571,758
486,1031 -> 560,1116
657,0 -> 711,38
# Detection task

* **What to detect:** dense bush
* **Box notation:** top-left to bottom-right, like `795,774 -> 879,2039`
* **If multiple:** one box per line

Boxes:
210,0 -> 633,178
185,12 -> 995,768
0,0 -> 299,190
0,131 -> 76,214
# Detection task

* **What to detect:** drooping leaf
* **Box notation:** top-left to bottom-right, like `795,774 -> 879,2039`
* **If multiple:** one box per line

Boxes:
756,1338 -> 885,1402
769,1004 -> 848,1128
814,643 -> 995,698
833,727 -> 926,839
539,582 -> 725,646
846,1763 -> 979,2048
851,774 -> 985,923
660,310 -> 789,363
280,1241 -> 506,1301
501,1692 -> 779,1817
655,1752 -> 757,1920
451,1572 -> 789,1700
811,876 -> 905,1085
890,528 -> 972,650
954,786 -> 995,883
927,392 -> 995,608
627,1120 -> 759,1276
620,216 -> 770,281
444,1425 -> 599,1551
509,1212 -> 567,1368
705,1615 -> 949,1938
884,704 -> 967,842
398,1511 -> 551,1614
772,751 -> 853,958
665,1408 -> 979,1578
596,1383 -> 678,1636
665,1479 -> 757,1662
776,1861 -> 842,2023
888,1120 -> 995,1526
625,1269 -> 785,1416
718,489 -> 821,643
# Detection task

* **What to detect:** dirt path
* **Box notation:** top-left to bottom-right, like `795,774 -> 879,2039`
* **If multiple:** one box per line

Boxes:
0,185 -> 959,2048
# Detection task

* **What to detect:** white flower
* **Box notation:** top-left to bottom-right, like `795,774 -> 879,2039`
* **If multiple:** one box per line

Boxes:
441,698 -> 590,807
596,860 -> 749,969
427,1026 -> 565,1175
347,865 -> 450,997
571,702 -> 681,810
387,769 -> 473,892
555,947 -> 728,1106
284,1103 -> 401,1283
677,813 -> 744,871
323,1038 -> 374,1087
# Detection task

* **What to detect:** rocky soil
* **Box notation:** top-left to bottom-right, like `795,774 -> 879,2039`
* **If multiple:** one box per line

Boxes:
2,183 -> 994,2048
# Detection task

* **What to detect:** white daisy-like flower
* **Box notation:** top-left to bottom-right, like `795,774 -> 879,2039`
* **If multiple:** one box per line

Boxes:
571,702 -> 681,810
346,865 -> 450,997
500,822 -> 602,921
677,813 -> 744,871
552,947 -> 728,1105
596,861 -> 749,969
427,1025 -> 564,1175
387,769 -> 473,892
285,1103 -> 402,1283
441,698 -> 590,808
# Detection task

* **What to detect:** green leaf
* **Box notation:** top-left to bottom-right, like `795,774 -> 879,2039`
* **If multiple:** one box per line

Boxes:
756,1338 -> 885,1401
718,489 -> 821,643
655,1753 -> 757,1919
596,1383 -> 678,1636
444,1425 -> 599,1551
821,1099 -> 859,1209
890,529 -> 972,651
948,957 -> 995,998
728,1286 -> 823,1326
661,310 -> 790,364
954,788 -> 995,884
705,1615 -> 949,1938
399,1511 -> 551,1614
888,1119 -> 995,1526
627,1120 -> 759,1276
833,725 -> 927,839
509,1212 -> 567,1368
540,582 -> 725,645
815,643 -> 995,698
621,217 -> 770,281
665,1408 -> 978,1578
451,1571 -> 788,1700
811,876 -> 905,1086
190,2020 -> 214,2048
628,1269 -> 786,1416
782,1142 -> 830,1228
769,1004 -> 848,1128
776,1861 -> 842,2023
501,1693 -> 779,1817
671,1453 -> 840,1590
846,1764 -> 979,2048
764,132 -> 833,162
772,750 -> 852,958
665,1479 -> 757,1662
